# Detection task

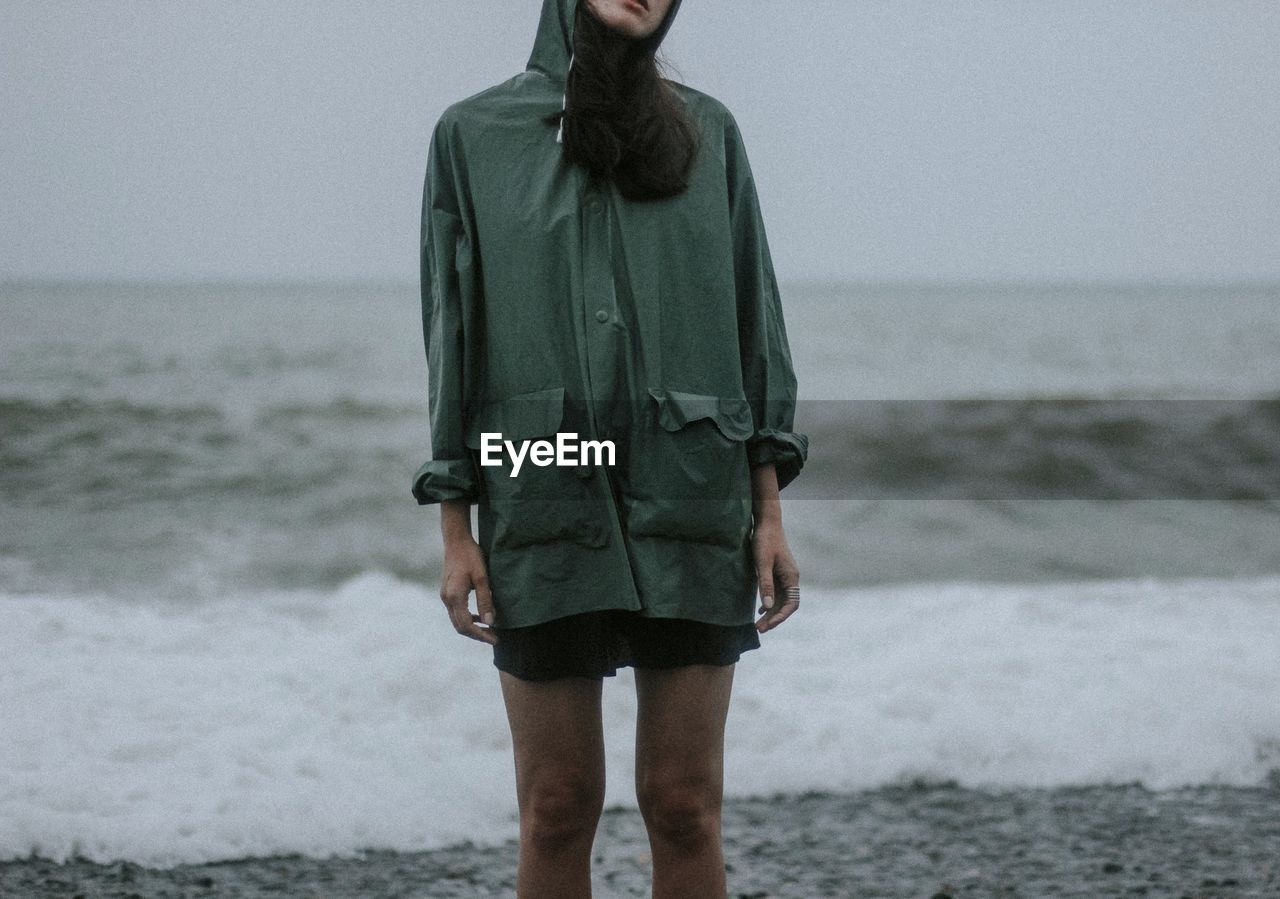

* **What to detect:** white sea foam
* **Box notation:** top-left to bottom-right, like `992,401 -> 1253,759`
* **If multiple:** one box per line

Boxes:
3,572 -> 1279,866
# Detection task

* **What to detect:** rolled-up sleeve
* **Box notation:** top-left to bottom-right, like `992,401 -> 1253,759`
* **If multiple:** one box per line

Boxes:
411,114 -> 481,505
724,110 -> 809,491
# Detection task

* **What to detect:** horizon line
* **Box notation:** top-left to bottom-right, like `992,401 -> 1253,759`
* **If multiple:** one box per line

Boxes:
4,275 -> 1279,291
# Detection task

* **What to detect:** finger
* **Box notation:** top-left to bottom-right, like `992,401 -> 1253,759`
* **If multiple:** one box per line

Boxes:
446,599 -> 497,645
474,572 -> 495,628
760,600 -> 800,632
755,608 -> 770,633
757,560 -> 775,613
756,598 -> 799,633
774,557 -> 800,604
775,558 -> 800,596
441,588 -> 480,633
442,594 -> 469,632
759,567 -> 800,632
458,618 -> 498,645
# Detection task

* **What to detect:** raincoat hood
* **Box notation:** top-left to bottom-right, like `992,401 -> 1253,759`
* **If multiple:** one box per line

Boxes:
526,0 -> 685,83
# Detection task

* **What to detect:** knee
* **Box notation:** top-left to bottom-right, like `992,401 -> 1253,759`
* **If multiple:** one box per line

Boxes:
636,772 -> 721,850
522,772 -> 604,852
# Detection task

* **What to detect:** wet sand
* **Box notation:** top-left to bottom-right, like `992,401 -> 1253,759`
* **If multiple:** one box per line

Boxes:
3,781 -> 1278,897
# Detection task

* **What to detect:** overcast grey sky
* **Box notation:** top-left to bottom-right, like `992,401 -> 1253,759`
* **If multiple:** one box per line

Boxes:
3,1 -> 1278,284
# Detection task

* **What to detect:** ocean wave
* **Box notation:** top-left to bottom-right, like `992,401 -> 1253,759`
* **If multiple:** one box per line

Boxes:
0,395 -> 422,503
3,572 -> 1279,865
792,397 -> 1280,498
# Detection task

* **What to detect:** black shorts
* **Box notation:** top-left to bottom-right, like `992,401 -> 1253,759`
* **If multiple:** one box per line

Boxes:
492,608 -> 761,682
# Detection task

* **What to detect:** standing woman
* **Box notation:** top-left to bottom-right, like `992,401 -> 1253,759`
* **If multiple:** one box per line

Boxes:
412,0 -> 808,895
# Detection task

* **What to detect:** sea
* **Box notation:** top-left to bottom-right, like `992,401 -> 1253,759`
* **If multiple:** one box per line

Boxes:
2,279 -> 1279,866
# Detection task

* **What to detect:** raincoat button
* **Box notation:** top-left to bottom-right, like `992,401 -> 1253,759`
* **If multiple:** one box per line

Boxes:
587,198 -> 602,213
594,309 -> 609,323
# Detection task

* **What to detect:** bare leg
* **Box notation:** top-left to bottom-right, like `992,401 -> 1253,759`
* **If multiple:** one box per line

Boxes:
499,671 -> 606,899
633,663 -> 735,899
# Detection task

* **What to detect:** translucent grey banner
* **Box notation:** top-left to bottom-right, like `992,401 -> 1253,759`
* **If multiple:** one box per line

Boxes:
784,398 -> 1280,500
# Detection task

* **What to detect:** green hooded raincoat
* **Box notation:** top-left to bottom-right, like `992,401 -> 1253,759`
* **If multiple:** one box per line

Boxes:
411,0 -> 808,628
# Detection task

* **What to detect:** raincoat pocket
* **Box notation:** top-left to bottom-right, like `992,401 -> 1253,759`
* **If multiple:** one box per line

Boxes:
465,387 -> 608,551
621,389 -> 754,548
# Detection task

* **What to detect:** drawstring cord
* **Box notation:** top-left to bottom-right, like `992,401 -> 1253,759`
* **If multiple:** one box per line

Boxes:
555,49 -> 575,143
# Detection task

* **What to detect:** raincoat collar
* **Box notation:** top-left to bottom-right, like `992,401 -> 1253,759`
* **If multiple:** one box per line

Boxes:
526,0 -> 685,83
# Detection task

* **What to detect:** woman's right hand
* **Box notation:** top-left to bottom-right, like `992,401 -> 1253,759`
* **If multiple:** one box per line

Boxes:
439,500 -> 498,644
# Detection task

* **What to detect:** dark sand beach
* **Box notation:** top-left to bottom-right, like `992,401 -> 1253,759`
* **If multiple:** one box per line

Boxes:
4,781 -> 1278,898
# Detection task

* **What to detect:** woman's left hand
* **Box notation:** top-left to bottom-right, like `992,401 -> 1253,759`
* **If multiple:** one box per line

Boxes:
752,517 -> 801,633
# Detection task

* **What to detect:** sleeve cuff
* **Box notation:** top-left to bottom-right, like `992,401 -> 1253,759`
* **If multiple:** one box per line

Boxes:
411,457 -> 480,506
747,430 -> 809,492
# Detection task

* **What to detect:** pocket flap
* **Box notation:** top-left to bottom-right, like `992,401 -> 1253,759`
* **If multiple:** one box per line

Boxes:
464,387 -> 567,449
647,388 -> 754,442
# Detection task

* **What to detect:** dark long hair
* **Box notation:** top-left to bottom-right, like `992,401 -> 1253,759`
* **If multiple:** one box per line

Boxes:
558,1 -> 700,202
